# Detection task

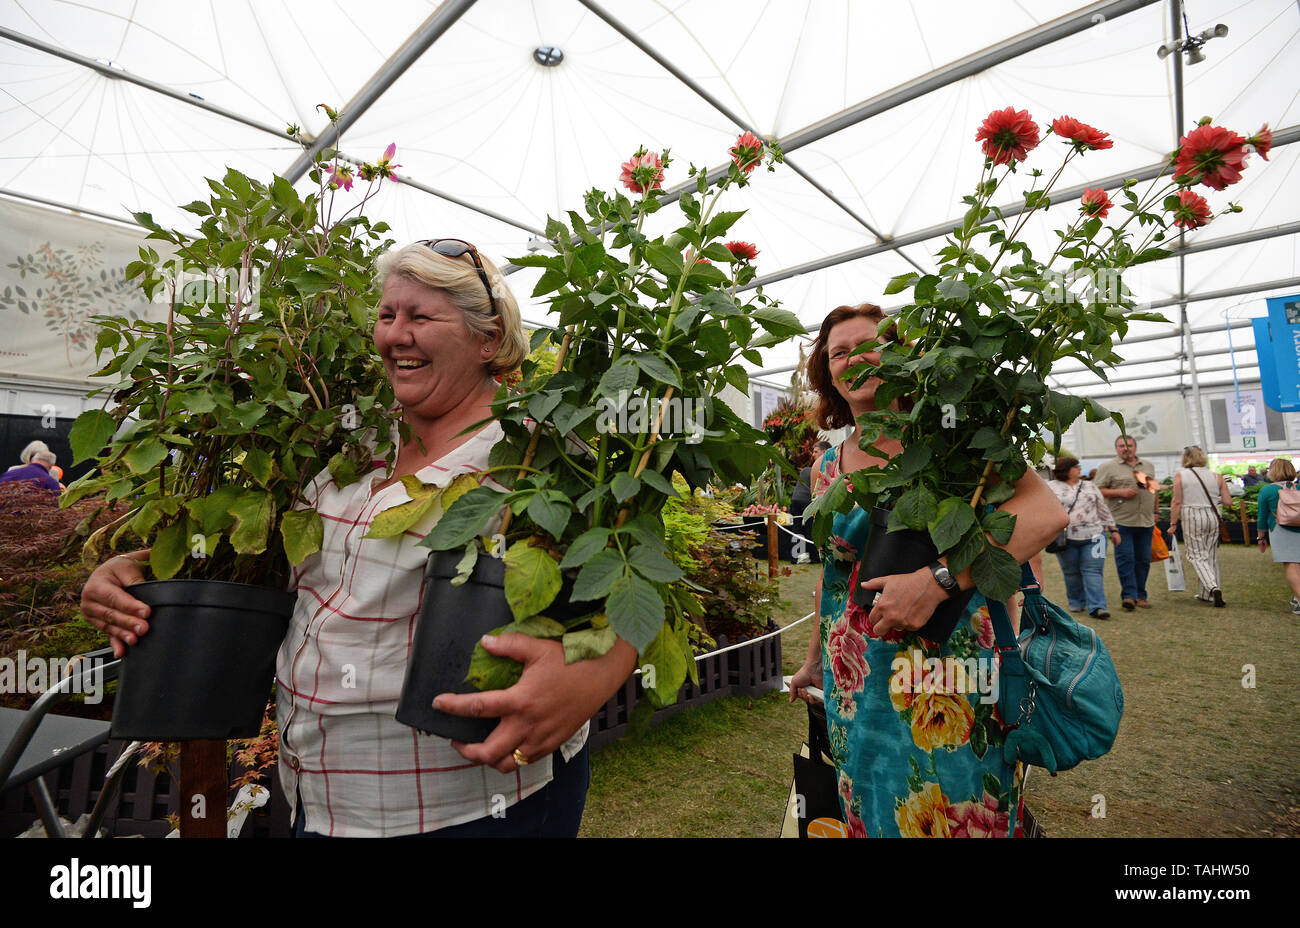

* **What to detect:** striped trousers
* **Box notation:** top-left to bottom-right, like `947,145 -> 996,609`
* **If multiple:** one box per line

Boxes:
1182,506 -> 1222,598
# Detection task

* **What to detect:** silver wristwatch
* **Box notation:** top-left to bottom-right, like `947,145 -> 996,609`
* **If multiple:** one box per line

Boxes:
928,561 -> 959,597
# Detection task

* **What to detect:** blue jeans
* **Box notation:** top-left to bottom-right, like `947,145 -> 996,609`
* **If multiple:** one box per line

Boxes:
1054,536 -> 1108,611
294,740 -> 591,838
1113,525 -> 1153,602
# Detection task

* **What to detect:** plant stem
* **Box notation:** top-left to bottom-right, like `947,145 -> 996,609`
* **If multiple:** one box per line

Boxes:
499,330 -> 574,535
969,402 -> 1019,509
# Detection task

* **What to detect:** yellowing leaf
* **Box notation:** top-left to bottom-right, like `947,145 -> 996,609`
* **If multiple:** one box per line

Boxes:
366,494 -> 437,539
503,539 -> 561,621
281,509 -> 324,565
441,473 -> 481,510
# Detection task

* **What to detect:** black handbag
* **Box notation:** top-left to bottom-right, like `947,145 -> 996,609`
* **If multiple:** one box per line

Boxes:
1045,484 -> 1082,553
791,702 -> 842,838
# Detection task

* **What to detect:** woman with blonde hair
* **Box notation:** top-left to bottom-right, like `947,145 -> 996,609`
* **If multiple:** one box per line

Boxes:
1169,445 -> 1231,607
1256,457 -> 1300,614
81,239 -> 635,836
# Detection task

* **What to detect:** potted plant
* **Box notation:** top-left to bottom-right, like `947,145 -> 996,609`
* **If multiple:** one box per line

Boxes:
805,109 -> 1268,640
389,134 -> 804,738
59,121 -> 404,739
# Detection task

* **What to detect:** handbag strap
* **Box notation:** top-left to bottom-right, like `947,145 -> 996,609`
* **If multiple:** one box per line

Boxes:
1065,484 -> 1082,514
1188,467 -> 1225,527
983,562 -> 1036,705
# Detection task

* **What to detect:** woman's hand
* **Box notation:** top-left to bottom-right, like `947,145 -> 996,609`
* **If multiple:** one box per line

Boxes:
80,553 -> 151,658
788,659 -> 821,704
862,568 -> 948,638
434,633 -> 638,774
1111,530 -> 1122,545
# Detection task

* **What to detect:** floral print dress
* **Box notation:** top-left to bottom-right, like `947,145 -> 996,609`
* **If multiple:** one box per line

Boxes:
812,446 -> 1024,838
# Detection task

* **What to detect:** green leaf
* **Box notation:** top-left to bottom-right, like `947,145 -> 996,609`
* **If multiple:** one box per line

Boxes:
562,626 -> 618,664
892,485 -> 938,531
241,448 -> 274,485
605,573 -> 666,652
572,548 -> 627,602
526,490 -> 571,540
419,487 -> 504,550
937,277 -> 970,302
971,544 -> 1021,602
631,352 -> 681,388
981,508 -> 1016,545
705,210 -> 745,238
883,272 -> 919,295
149,521 -> 190,580
69,409 -> 118,465
638,469 -> 678,498
643,243 -> 685,276
929,497 -> 977,553
503,539 -> 562,620
751,306 -> 807,339
228,489 -> 274,554
124,438 -> 169,475
611,472 -> 641,502
466,639 -> 524,691
560,527 -> 612,569
724,364 -> 749,395
281,509 -> 324,565
628,545 -> 685,582
187,486 -> 240,535
597,356 -> 640,399
946,526 -> 987,575
179,391 -> 217,414
639,621 -> 689,707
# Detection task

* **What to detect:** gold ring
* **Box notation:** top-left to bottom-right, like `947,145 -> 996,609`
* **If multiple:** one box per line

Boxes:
512,748 -> 532,766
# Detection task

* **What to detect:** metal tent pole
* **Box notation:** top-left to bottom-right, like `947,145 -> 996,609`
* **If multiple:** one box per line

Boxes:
1170,0 -> 1207,447
282,0 -> 478,182
575,0 -> 929,276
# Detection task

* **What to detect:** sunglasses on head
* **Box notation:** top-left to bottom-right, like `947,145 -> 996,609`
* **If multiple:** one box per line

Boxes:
417,238 -> 498,317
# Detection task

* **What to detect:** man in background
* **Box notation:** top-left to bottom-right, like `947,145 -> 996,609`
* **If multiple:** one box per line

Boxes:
1242,465 -> 1264,488
0,449 -> 61,494
1094,435 -> 1157,611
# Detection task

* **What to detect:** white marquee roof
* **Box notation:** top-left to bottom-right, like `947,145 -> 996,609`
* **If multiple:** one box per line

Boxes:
2,0 -> 1297,400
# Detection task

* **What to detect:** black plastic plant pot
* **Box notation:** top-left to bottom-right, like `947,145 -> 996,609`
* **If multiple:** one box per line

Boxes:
850,507 -> 975,645
110,580 -> 295,741
397,549 -> 586,743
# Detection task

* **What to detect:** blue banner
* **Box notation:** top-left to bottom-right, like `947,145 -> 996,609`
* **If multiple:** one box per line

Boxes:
1259,295 -> 1300,411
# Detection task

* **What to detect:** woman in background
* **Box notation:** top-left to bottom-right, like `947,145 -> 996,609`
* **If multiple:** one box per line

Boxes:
787,302 -> 1065,838
1048,456 -> 1120,619
1256,457 -> 1300,615
1169,445 -> 1231,608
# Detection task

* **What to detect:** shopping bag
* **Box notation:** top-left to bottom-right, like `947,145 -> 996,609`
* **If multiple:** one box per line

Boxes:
1150,526 -> 1170,561
1164,533 -> 1186,591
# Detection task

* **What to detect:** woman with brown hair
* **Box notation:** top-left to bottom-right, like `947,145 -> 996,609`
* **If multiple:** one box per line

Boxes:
787,302 -> 1066,837
1048,455 -> 1120,619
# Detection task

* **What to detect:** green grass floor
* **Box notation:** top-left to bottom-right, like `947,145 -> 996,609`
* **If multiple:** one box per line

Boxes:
579,543 -> 1300,837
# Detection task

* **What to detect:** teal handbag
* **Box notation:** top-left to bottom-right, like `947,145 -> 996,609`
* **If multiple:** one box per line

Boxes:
985,564 -> 1124,774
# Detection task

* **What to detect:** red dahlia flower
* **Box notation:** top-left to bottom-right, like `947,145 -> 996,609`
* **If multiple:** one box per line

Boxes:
730,131 -> 764,174
1173,124 -> 1248,190
975,107 -> 1041,166
1079,188 -> 1113,219
1051,115 -> 1113,151
620,149 -> 665,194
1172,190 -> 1212,229
725,240 -> 759,262
1249,124 -> 1273,161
